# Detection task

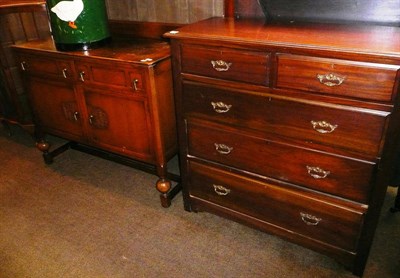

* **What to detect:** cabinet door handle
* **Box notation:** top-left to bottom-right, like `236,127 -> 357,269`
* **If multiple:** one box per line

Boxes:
73,111 -> 79,121
214,143 -> 233,155
132,79 -> 139,91
79,71 -> 85,82
300,212 -> 322,226
306,166 -> 330,179
211,101 -> 232,113
88,114 -> 94,125
211,60 -> 232,72
213,184 -> 231,196
20,61 -> 27,71
62,68 -> 68,79
316,73 -> 345,87
311,120 -> 338,134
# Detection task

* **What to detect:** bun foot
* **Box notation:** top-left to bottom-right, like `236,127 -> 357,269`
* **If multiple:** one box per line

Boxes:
156,178 -> 171,194
156,178 -> 182,208
36,140 -> 50,152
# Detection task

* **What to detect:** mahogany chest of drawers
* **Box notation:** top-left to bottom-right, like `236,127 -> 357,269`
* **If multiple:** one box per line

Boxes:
165,18 -> 400,275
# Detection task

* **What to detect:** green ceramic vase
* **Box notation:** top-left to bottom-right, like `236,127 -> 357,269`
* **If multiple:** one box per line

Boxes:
46,0 -> 110,51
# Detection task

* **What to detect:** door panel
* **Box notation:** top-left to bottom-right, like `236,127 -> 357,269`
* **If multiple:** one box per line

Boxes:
84,88 -> 154,161
28,77 -> 84,140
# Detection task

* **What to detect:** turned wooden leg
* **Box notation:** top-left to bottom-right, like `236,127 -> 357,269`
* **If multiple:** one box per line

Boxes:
36,138 -> 73,165
156,177 -> 182,208
156,178 -> 172,208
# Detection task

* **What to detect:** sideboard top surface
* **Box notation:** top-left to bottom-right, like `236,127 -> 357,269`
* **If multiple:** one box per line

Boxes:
166,17 -> 400,60
13,38 -> 171,65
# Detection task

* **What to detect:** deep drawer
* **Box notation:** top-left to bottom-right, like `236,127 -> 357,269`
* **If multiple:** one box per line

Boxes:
188,161 -> 366,252
182,82 -> 389,156
181,45 -> 270,85
187,120 -> 375,203
276,54 -> 399,102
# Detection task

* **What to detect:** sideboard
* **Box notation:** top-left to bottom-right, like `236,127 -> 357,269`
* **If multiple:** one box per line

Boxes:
165,17 -> 400,276
13,38 -> 180,207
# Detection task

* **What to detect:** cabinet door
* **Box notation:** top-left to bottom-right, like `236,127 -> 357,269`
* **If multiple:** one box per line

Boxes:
27,76 -> 84,141
83,87 -> 154,161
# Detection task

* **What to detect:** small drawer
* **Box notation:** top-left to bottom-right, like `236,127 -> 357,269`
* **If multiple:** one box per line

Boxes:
188,161 -> 366,252
182,82 -> 389,156
17,53 -> 74,81
181,45 -> 270,85
187,120 -> 376,203
276,54 -> 399,102
75,62 -> 146,93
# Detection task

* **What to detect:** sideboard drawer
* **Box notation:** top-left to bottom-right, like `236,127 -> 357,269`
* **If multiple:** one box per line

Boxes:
18,54 -> 74,81
75,61 -> 146,93
276,54 -> 399,102
188,161 -> 366,252
187,120 -> 375,203
181,45 -> 270,85
183,82 -> 389,156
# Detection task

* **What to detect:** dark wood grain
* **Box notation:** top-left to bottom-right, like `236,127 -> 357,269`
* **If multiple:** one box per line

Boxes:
168,16 -> 400,277
181,81 -> 389,157
165,17 -> 400,61
187,118 -> 376,203
189,160 -> 366,251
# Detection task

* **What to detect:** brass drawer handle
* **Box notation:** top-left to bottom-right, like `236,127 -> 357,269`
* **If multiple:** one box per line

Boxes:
311,120 -> 338,134
211,101 -> 232,113
62,68 -> 68,79
88,114 -> 94,125
306,166 -> 330,179
132,79 -> 139,91
20,61 -> 27,71
300,212 -> 322,226
316,73 -> 346,87
213,184 -> 231,196
211,60 -> 232,72
73,111 -> 79,121
214,143 -> 233,155
79,71 -> 85,82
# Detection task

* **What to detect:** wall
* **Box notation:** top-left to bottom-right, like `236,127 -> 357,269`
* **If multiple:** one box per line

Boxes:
105,0 -> 224,24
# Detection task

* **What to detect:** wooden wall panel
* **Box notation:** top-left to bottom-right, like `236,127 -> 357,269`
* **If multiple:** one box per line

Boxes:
235,0 -> 264,18
189,0 -> 224,23
105,0 -> 224,24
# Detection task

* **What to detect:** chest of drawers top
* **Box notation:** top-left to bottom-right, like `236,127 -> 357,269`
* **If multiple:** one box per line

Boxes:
166,17 -> 400,61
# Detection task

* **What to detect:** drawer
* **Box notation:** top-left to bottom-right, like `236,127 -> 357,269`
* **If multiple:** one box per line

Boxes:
188,161 -> 366,252
187,120 -> 375,203
75,61 -> 146,93
17,53 -> 74,81
276,54 -> 400,102
182,82 -> 389,156
181,45 -> 270,85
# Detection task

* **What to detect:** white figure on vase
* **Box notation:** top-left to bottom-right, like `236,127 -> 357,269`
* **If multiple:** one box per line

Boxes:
50,0 -> 84,29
